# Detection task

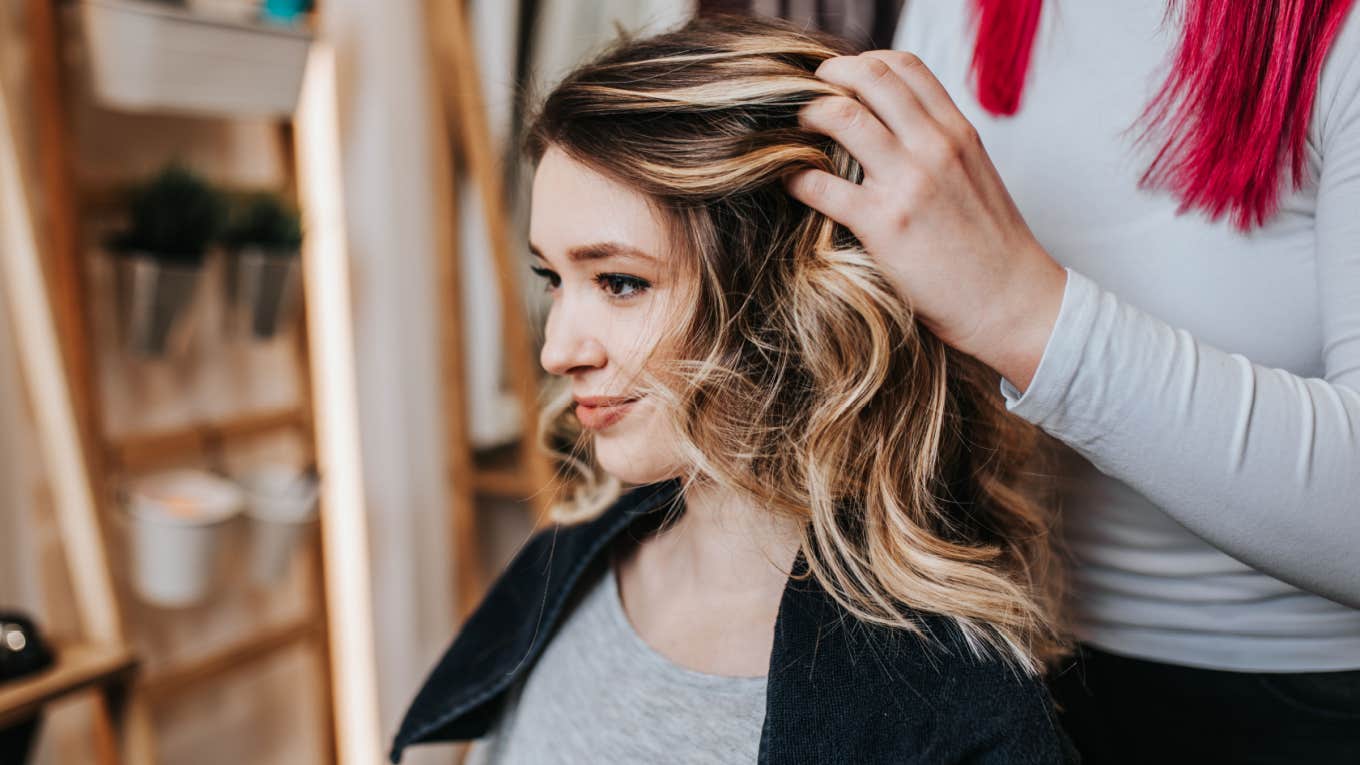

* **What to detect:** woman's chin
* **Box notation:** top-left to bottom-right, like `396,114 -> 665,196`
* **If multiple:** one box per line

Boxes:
596,439 -> 682,486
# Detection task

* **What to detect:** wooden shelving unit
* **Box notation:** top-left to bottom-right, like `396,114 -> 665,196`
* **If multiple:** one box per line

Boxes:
5,0 -> 540,758
2,1 -> 342,761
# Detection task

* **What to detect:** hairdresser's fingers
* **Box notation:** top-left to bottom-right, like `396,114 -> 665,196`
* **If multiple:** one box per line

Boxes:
797,95 -> 904,181
858,51 -> 969,136
813,54 -> 944,153
858,49 -> 996,190
783,167 -> 869,228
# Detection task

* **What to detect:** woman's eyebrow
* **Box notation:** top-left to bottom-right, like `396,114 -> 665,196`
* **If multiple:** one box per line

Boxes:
528,241 -> 656,264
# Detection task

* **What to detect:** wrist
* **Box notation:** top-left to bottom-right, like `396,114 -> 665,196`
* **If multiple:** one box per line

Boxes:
979,248 -> 1067,393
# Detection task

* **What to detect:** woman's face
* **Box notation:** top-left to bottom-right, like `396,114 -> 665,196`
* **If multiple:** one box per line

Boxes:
529,147 -> 693,484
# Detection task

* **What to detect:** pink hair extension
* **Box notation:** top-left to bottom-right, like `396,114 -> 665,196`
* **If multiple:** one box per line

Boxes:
968,0 -> 1044,116
968,0 -> 1359,232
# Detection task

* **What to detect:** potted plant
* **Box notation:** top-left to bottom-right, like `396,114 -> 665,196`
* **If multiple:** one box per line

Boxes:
220,191 -> 304,339
108,163 -> 225,356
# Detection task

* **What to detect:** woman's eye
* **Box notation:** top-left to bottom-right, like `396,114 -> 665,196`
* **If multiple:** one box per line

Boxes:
529,265 -> 560,291
530,265 -> 647,299
596,273 -> 650,299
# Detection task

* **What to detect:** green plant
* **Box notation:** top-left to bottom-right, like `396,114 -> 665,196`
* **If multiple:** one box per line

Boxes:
107,163 -> 226,265
221,192 -> 303,253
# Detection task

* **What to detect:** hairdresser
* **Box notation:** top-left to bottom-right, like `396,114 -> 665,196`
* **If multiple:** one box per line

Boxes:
785,1 -> 1360,762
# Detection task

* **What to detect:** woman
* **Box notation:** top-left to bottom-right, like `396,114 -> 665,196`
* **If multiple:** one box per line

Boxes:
782,0 -> 1360,761
391,16 -> 1076,765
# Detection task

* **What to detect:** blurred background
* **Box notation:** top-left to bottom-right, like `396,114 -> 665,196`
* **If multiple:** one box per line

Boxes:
0,1 -> 902,763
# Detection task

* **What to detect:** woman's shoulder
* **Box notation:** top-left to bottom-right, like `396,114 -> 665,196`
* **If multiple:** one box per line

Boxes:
766,575 -> 1077,763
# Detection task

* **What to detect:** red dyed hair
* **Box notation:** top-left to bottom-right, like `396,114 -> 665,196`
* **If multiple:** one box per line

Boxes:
969,0 -> 1359,231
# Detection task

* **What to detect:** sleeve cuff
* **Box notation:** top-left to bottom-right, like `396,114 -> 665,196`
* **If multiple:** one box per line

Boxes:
998,266 -> 1103,426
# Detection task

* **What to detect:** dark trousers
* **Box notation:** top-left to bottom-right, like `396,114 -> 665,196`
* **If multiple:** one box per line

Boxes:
1047,644 -> 1360,764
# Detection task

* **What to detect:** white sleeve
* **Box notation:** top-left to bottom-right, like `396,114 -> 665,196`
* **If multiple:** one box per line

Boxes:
998,21 -> 1360,608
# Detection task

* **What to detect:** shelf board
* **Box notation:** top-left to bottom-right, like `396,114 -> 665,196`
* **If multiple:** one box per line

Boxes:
79,181 -> 299,218
470,442 -> 539,500
110,406 -> 309,470
0,641 -> 138,728
139,612 -> 322,705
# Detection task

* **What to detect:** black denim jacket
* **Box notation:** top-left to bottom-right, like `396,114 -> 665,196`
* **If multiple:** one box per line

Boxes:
390,479 -> 1078,764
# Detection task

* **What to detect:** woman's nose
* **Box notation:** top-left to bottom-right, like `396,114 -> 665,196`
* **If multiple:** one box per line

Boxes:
539,307 -> 607,376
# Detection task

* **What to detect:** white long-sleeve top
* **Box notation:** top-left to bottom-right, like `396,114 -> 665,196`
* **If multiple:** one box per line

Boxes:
895,1 -> 1360,671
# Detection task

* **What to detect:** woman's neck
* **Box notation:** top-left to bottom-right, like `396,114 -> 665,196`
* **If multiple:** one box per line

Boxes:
661,478 -> 802,591
613,477 -> 802,677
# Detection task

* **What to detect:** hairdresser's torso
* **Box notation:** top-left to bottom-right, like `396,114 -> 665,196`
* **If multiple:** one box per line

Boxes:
896,0 -> 1360,671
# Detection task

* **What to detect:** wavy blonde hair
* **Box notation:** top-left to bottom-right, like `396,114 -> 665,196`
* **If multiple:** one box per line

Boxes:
524,15 -> 1067,674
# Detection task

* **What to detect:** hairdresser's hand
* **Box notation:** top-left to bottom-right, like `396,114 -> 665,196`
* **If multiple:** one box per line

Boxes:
786,51 -> 1067,393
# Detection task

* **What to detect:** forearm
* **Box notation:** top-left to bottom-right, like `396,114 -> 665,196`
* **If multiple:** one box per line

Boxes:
999,268 -> 1360,607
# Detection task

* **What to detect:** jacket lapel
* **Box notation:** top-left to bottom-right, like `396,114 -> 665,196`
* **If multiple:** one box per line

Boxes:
388,478 -> 685,763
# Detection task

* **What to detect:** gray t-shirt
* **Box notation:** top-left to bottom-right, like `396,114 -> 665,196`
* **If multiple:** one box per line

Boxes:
466,563 -> 768,764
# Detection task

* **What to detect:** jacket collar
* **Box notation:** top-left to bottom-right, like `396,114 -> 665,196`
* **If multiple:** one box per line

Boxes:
390,478 -> 686,762
389,478 -> 1076,764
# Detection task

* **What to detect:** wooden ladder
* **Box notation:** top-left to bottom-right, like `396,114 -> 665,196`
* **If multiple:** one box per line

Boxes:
425,0 -> 557,618
0,37 -> 147,764
1,1 -> 353,761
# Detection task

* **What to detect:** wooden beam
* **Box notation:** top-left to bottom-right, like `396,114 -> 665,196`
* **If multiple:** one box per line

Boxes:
109,407 -> 308,470
0,22 -> 124,656
423,0 -> 486,619
24,0 -> 102,476
0,641 -> 138,729
295,42 -> 385,765
440,0 -> 556,525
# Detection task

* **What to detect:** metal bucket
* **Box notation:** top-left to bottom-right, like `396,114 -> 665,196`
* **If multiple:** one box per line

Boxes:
224,247 -> 301,339
114,252 -> 203,357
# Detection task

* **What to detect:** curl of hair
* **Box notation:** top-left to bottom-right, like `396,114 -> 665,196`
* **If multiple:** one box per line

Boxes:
525,14 -> 1068,674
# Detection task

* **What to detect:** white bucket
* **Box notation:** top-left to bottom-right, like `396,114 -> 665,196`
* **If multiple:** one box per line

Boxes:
124,469 -> 244,607
238,465 -> 318,586
81,0 -> 312,118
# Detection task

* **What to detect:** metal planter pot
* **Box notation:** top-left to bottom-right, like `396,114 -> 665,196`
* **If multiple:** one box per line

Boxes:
224,247 -> 301,339
114,252 -> 204,357
81,0 -> 313,118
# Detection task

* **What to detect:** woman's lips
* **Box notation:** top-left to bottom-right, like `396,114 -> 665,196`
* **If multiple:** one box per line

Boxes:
574,396 -> 641,430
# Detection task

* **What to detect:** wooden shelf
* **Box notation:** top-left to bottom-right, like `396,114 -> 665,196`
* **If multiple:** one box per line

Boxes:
79,181 -> 301,218
12,0 -> 348,759
0,641 -> 138,728
110,406 -> 309,470
471,442 -> 539,500
140,612 -> 323,706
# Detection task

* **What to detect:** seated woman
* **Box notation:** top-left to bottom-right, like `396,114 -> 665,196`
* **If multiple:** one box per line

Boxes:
392,15 -> 1075,765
